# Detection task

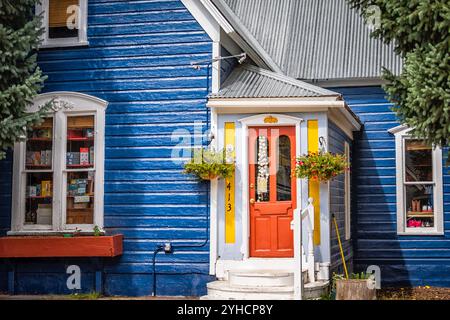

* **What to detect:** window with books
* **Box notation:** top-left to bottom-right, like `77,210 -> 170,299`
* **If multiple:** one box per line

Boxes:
391,126 -> 444,235
36,0 -> 88,48
11,93 -> 107,234
24,118 -> 54,226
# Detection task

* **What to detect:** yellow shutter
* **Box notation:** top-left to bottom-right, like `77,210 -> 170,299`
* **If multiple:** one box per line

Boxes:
224,122 -> 236,244
49,0 -> 79,28
307,120 -> 321,245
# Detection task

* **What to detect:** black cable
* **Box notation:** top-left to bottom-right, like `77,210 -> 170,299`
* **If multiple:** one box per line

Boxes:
151,244 -> 164,296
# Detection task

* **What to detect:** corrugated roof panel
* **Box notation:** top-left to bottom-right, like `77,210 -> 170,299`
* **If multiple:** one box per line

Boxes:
220,0 -> 403,80
209,64 -> 340,99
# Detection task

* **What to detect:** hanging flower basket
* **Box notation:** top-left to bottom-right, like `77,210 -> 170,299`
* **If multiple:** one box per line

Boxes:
294,151 -> 348,182
184,148 -> 235,181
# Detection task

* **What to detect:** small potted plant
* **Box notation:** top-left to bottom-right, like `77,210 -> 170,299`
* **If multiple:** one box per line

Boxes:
184,148 -> 234,180
294,151 -> 348,182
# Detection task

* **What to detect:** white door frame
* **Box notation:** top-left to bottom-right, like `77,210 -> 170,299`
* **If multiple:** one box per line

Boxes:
238,114 -> 304,259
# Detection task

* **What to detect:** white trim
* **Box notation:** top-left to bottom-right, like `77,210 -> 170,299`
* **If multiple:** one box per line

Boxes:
212,41 -> 221,94
209,107 -> 219,275
181,0 -> 220,42
208,99 -> 361,134
388,124 -> 409,135
37,0 -> 88,49
10,92 -> 107,234
391,126 -> 444,235
238,114 -> 303,259
328,109 -> 355,140
344,141 -> 351,240
208,98 -> 342,107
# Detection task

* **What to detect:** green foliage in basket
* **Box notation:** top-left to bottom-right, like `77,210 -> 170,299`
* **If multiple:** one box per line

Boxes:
294,151 -> 348,182
184,148 -> 235,180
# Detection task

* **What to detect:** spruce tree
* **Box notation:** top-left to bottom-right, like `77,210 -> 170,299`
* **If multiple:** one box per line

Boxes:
0,0 -> 50,160
348,0 -> 450,147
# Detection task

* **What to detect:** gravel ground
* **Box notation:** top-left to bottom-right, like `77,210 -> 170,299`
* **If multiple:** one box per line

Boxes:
378,287 -> 450,300
0,294 -> 198,300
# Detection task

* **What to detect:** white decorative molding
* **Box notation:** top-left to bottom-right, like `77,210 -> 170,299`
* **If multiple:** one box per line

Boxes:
50,97 -> 75,112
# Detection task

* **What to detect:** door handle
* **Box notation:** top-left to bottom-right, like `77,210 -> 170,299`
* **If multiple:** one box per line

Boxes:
249,198 -> 255,204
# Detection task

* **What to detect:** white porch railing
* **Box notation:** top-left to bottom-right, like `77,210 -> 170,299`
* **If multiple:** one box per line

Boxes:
291,197 -> 315,300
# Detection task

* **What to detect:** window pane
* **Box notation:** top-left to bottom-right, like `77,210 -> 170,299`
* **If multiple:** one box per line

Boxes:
405,184 -> 434,228
67,115 -> 95,169
25,173 -> 53,225
48,0 -> 79,39
405,139 -> 432,182
26,118 -> 53,170
67,171 -> 94,224
277,135 -> 291,201
256,135 -> 270,202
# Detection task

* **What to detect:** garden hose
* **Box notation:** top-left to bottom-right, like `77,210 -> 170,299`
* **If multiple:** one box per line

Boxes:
332,213 -> 349,279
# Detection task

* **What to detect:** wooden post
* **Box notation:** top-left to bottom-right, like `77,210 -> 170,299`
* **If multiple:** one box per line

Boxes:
292,208 -> 303,300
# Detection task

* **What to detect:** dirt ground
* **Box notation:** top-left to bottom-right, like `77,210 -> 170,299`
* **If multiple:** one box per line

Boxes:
378,287 -> 450,300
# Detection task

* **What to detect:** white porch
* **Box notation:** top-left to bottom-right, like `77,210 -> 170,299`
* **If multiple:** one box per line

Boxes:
205,65 -> 361,300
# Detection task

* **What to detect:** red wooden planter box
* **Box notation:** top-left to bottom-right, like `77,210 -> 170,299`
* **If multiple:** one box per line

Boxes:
0,235 -> 123,258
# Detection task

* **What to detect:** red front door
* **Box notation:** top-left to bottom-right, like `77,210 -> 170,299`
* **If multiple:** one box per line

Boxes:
249,126 -> 297,257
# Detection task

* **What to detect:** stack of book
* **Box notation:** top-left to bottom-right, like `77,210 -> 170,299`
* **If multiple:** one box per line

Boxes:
26,150 -> 52,166
26,180 -> 52,197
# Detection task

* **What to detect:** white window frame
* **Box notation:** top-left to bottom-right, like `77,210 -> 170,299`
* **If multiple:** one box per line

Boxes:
390,125 -> 444,235
10,92 -> 107,235
344,141 -> 351,240
36,0 -> 88,48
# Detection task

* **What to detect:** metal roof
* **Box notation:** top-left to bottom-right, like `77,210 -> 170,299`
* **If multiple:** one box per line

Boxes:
209,64 -> 341,99
214,0 -> 403,81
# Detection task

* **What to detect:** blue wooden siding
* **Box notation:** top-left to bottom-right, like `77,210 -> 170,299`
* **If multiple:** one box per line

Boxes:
328,121 -> 353,275
0,0 -> 214,296
336,86 -> 450,287
0,151 -> 12,293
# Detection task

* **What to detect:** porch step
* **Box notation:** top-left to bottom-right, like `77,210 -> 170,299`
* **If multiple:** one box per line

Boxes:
205,281 -> 294,300
228,270 -> 294,287
303,281 -> 330,300
202,280 -> 329,300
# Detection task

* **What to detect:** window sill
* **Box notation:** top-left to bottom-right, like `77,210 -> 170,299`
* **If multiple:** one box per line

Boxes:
0,234 -> 123,258
397,231 -> 444,236
39,41 -> 89,49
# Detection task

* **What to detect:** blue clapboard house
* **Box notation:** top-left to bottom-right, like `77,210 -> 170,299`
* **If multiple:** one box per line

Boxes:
0,0 -> 447,298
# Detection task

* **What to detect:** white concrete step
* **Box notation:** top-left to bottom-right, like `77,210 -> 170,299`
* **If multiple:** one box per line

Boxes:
202,279 -> 330,300
228,270 -> 293,287
303,281 -> 330,300
206,281 -> 294,300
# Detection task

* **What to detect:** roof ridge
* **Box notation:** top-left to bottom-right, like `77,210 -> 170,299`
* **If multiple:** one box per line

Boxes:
242,64 -> 340,97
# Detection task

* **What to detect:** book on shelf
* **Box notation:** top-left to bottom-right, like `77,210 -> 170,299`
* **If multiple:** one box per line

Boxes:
36,204 -> 52,225
80,147 -> 89,165
26,150 -> 52,166
67,152 -> 80,165
41,180 -> 52,197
